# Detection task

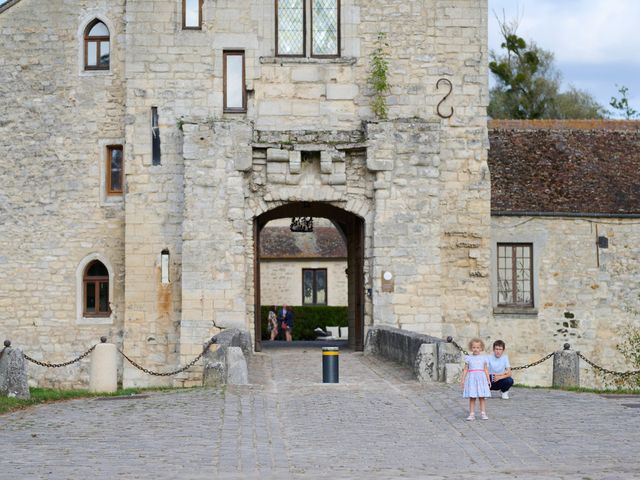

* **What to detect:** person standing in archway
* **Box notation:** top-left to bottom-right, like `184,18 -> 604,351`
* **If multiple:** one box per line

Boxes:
268,306 -> 279,341
279,304 -> 294,342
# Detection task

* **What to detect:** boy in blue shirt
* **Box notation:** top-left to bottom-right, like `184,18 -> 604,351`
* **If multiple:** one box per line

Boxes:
488,340 -> 514,399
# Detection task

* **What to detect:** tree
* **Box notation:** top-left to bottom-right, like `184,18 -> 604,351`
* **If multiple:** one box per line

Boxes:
488,17 -> 606,120
610,85 -> 639,119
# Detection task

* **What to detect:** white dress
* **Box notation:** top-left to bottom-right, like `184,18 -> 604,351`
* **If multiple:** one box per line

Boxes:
463,354 -> 491,398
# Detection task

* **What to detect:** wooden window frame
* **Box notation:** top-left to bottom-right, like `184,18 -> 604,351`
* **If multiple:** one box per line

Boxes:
84,20 -> 110,71
275,0 -> 307,57
106,145 -> 123,195
182,0 -> 203,30
302,268 -> 328,305
310,0 -> 340,58
83,261 -> 110,317
497,243 -> 534,308
223,50 -> 247,113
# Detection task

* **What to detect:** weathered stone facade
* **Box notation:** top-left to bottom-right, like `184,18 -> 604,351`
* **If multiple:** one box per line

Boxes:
2,0 -> 491,388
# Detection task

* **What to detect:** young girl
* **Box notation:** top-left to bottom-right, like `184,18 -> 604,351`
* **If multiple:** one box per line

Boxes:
460,338 -> 492,420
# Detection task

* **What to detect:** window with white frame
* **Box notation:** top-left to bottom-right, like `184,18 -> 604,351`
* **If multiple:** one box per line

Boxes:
497,243 -> 533,307
276,0 -> 339,57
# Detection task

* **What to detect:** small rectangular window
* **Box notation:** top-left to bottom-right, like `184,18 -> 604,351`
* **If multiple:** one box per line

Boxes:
497,243 -> 533,307
106,145 -> 123,195
302,268 -> 328,305
223,51 -> 246,113
183,0 -> 202,29
151,107 -> 161,165
276,0 -> 305,56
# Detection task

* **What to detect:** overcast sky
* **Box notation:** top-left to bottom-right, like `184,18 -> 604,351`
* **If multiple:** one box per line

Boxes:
489,0 -> 640,115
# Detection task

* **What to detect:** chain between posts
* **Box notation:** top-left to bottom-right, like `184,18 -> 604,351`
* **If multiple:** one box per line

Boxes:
23,345 -> 97,368
446,337 -> 554,371
577,351 -> 640,379
117,337 -> 217,377
12,336 -> 218,377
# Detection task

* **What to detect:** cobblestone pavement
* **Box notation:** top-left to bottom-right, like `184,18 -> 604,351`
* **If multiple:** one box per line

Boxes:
1,344 -> 639,479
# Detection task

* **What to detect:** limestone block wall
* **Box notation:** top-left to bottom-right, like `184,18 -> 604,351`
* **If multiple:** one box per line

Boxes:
489,216 -> 640,387
260,259 -> 348,307
0,0 -> 126,387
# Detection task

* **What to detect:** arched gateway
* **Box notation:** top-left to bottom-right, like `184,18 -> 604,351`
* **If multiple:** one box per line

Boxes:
255,202 -> 366,351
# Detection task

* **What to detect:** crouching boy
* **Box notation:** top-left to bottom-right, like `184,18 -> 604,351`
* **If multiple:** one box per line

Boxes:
488,340 -> 514,399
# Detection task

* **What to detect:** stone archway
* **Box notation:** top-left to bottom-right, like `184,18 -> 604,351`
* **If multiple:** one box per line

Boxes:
254,202 -> 366,352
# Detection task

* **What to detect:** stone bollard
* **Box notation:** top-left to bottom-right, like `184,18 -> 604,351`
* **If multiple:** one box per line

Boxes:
552,344 -> 580,388
0,341 -> 30,399
89,337 -> 118,393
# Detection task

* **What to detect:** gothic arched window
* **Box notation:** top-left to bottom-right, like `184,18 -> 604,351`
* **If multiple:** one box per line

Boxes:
84,20 -> 110,70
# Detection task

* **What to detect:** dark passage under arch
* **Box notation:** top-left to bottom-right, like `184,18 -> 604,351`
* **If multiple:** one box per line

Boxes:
254,202 -> 365,352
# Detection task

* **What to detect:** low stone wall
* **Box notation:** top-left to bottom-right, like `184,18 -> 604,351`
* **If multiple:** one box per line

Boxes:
364,326 -> 462,383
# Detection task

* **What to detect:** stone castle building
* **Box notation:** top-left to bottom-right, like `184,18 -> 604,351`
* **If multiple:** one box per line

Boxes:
1,0 -> 638,388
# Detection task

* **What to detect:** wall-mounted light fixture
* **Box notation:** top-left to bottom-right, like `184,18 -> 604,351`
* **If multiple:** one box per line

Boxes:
161,249 -> 170,284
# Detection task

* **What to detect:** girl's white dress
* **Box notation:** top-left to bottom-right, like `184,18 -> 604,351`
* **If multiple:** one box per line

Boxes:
463,354 -> 491,398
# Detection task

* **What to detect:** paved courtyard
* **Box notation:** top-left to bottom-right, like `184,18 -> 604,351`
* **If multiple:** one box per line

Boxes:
1,344 -> 639,479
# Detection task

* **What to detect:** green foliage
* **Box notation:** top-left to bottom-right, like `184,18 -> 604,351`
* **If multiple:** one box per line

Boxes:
368,33 -> 390,120
260,305 -> 348,341
610,85 -> 639,119
488,18 -> 605,120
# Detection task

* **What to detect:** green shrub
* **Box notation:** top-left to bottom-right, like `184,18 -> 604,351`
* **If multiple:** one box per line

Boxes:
260,305 -> 348,341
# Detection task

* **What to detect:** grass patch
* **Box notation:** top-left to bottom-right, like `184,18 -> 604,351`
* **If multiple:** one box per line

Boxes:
0,386 -> 184,416
514,383 -> 640,395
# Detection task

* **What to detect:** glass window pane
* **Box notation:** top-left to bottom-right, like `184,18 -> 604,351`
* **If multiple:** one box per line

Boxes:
315,270 -> 327,304
99,282 -> 109,312
99,41 -> 110,66
185,0 -> 200,27
87,42 -> 97,66
110,148 -> 123,191
225,54 -> 244,109
278,0 -> 304,55
312,0 -> 338,55
86,282 -> 96,311
89,22 -> 109,37
303,270 -> 314,304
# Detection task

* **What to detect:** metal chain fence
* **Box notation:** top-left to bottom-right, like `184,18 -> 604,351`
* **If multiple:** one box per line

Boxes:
117,337 -> 217,377
23,345 -> 97,368
447,337 -> 640,377
10,336 -> 217,377
576,351 -> 640,379
447,337 -> 555,371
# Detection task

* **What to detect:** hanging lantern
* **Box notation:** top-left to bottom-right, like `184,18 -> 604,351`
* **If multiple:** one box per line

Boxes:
290,217 -> 313,232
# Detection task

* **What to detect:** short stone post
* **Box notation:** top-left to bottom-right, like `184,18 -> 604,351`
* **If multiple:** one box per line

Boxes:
0,340 -> 30,399
90,337 -> 118,393
552,343 -> 579,388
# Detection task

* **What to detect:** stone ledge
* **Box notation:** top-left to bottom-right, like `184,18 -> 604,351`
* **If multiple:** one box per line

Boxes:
364,326 -> 460,383
259,56 -> 358,65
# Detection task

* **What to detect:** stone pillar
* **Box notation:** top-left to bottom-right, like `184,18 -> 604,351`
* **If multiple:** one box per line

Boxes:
414,343 -> 436,383
90,342 -> 118,393
0,342 -> 30,400
552,345 -> 580,388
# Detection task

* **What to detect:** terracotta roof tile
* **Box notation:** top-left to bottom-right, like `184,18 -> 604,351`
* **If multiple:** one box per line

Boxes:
489,121 -> 640,215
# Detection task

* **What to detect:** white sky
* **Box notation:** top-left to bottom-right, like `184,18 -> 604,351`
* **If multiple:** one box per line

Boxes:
489,0 -> 640,114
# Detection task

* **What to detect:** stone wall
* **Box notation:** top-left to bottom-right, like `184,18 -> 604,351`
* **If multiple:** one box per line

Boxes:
0,0 -> 127,387
1,0 -> 491,388
489,216 -> 640,387
260,259 -> 348,307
